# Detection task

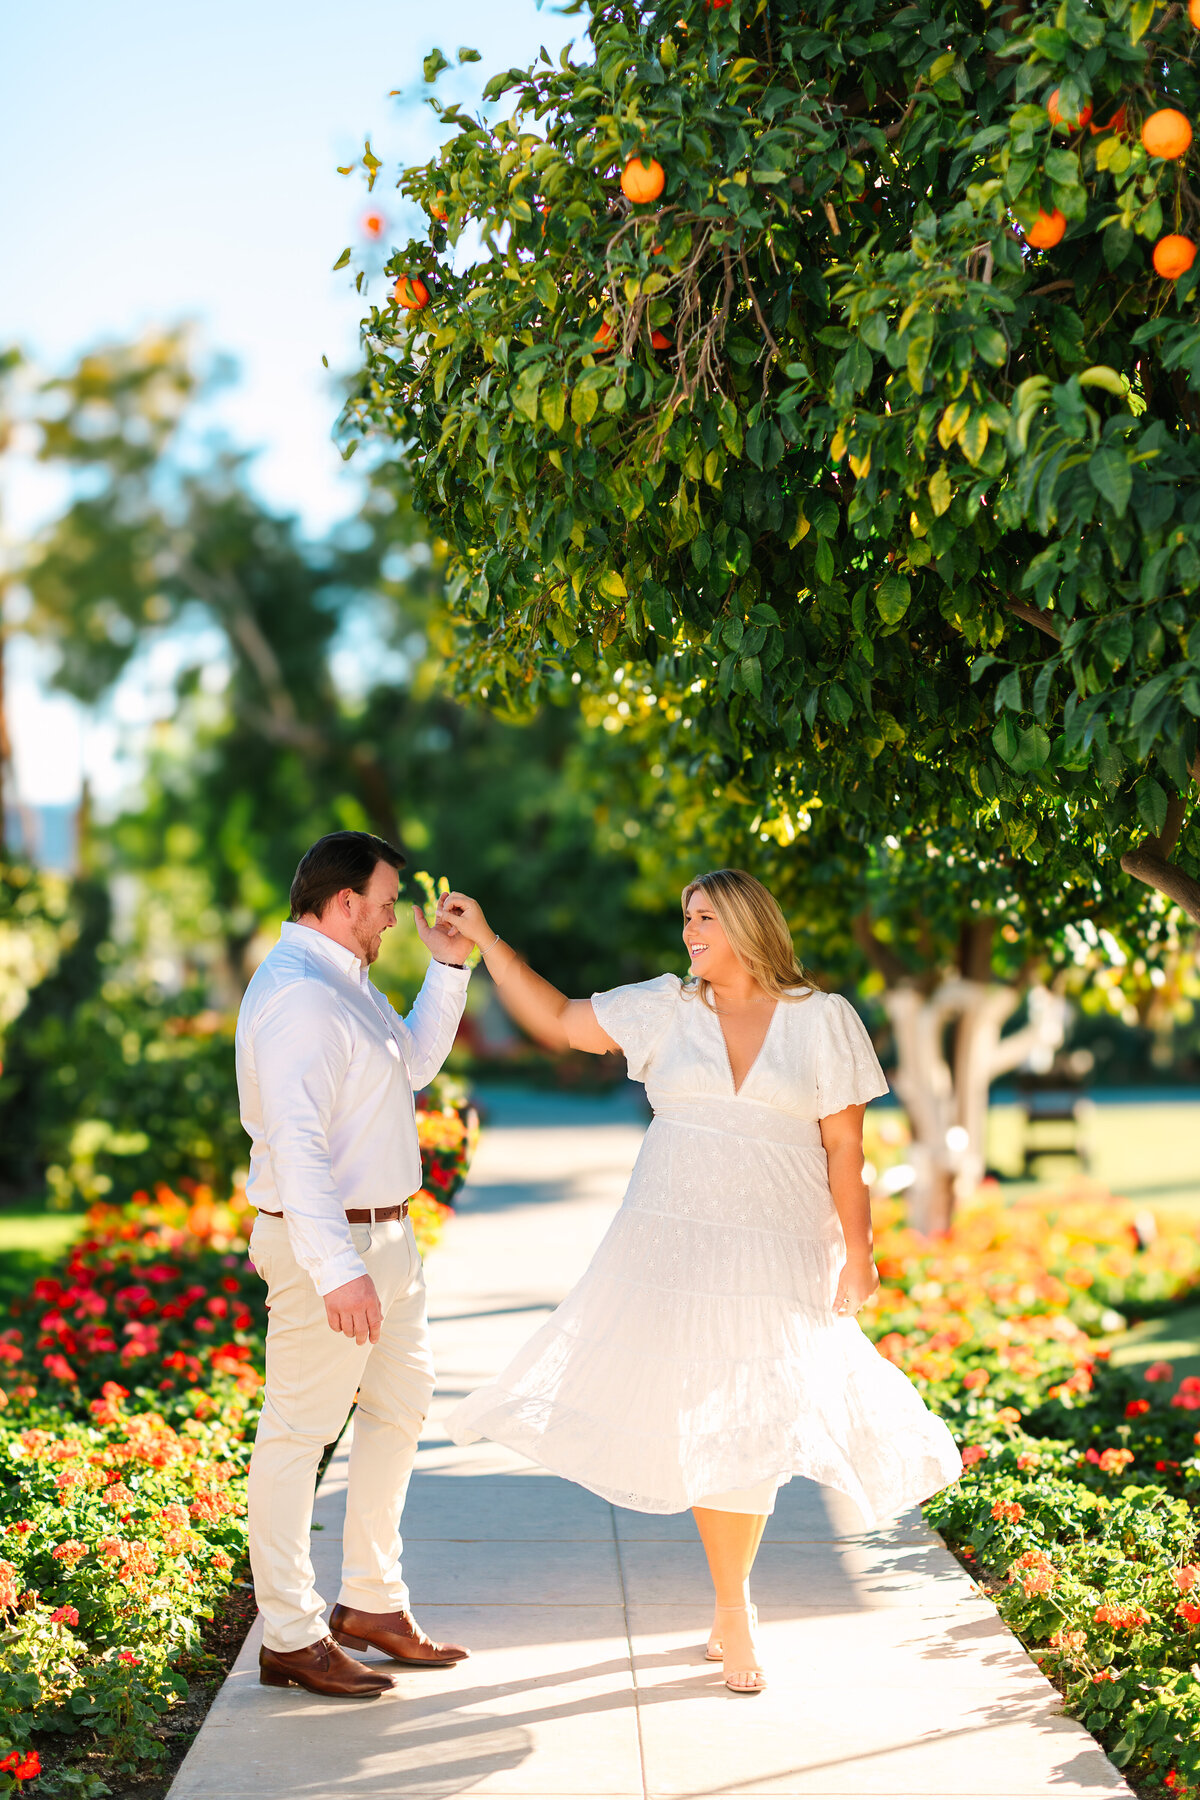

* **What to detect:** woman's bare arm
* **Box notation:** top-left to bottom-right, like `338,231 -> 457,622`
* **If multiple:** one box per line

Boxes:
433,891 -> 617,1055
819,1103 -> 880,1314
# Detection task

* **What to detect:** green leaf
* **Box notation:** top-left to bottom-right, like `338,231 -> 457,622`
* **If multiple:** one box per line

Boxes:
992,714 -> 1020,764
1010,723 -> 1051,773
1088,446 -> 1132,517
512,366 -> 543,424
876,575 -> 911,624
423,47 -> 450,82
741,654 -> 763,698
457,45 -> 481,62
927,468 -> 953,517
541,383 -> 566,433
1129,0 -> 1155,42
974,328 -> 1008,368
995,669 -> 1022,712
598,569 -> 628,600
571,384 -> 600,426
1136,776 -> 1168,836
332,247 -> 352,271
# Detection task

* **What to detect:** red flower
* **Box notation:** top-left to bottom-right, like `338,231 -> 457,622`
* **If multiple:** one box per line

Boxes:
0,1750 -> 41,1780
1125,1398 -> 1151,1418
1174,1566 -> 1200,1593
990,1499 -> 1024,1524
1144,1361 -> 1175,1383
51,1604 -> 80,1625
961,1445 -> 989,1467
119,1649 -> 141,1666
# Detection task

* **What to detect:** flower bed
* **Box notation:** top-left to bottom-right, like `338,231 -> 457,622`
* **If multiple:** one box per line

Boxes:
0,1101 -> 478,1795
860,1188 -> 1200,1800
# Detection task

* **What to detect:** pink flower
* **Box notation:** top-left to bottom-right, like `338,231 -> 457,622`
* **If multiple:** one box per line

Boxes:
1144,1361 -> 1175,1383
961,1445 -> 989,1467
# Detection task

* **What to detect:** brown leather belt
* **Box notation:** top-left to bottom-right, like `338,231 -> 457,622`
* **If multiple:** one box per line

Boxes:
255,1202 -> 409,1223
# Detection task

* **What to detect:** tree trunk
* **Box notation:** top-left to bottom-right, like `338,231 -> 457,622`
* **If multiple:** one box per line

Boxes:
882,978 -> 1068,1235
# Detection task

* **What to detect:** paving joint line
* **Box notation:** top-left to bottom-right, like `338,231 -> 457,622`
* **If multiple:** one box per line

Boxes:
608,1500 -> 649,1800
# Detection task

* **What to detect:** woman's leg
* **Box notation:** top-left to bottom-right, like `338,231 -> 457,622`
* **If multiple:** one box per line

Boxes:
692,1506 -> 767,1692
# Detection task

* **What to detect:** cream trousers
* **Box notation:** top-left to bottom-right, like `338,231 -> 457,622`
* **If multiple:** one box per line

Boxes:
246,1211 -> 434,1654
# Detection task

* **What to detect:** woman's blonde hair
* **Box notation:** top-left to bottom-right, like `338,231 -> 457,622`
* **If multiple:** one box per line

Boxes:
681,868 -> 814,1007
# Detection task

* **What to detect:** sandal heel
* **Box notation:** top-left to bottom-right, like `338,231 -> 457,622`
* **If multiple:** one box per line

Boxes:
331,1629 -> 370,1651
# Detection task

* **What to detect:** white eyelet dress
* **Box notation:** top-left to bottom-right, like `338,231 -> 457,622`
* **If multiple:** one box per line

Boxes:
446,975 -> 963,1525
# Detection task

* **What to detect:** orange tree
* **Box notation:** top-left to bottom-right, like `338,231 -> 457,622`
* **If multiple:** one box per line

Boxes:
342,4 -> 1200,1007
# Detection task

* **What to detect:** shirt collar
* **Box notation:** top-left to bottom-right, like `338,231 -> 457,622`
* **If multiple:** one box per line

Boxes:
280,920 -> 368,986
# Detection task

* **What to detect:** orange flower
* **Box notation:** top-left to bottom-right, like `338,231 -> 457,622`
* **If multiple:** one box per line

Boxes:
1173,1566 -> 1200,1593
0,1560 -> 19,1611
991,1499 -> 1025,1523
961,1445 -> 989,1466
1125,1398 -> 1151,1418
51,1540 -> 88,1568
1094,1602 -> 1150,1630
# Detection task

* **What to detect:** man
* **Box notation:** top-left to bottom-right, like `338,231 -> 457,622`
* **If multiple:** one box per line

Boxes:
237,830 -> 473,1698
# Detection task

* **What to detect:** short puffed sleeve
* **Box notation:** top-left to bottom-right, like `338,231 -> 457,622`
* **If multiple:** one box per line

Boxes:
812,993 -> 890,1118
590,973 -> 681,1081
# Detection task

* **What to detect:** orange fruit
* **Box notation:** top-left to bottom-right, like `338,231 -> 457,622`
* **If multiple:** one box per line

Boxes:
1026,209 -> 1067,249
621,156 -> 665,205
1152,234 -> 1197,278
1047,89 -> 1092,131
393,275 -> 430,310
362,212 -> 386,238
1191,0 -> 1200,25
1141,108 -> 1193,160
707,0 -> 733,8
430,191 -> 449,222
593,320 -> 614,351
650,329 -> 672,350
1089,102 -> 1128,136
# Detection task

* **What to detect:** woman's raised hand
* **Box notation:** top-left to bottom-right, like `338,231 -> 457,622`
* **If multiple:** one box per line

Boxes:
435,891 -> 491,947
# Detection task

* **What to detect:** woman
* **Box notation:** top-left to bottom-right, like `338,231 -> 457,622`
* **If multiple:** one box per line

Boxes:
435,870 -> 962,1695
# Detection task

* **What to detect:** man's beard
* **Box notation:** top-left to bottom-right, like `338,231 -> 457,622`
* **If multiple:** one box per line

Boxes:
354,923 -> 380,965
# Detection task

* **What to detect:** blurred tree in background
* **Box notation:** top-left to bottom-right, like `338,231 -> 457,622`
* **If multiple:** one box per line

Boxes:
0,334 -> 671,1205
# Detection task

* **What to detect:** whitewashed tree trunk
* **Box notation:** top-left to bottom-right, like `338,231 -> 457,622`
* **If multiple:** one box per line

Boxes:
882,980 -> 1068,1235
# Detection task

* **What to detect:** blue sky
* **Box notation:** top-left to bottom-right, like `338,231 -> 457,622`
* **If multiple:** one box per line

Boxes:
1,0 -> 580,804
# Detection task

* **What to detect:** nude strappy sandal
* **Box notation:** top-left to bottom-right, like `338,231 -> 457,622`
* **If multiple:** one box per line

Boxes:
714,1603 -> 767,1694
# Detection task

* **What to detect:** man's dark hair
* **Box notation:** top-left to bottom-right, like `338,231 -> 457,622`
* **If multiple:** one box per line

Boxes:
289,831 -> 405,922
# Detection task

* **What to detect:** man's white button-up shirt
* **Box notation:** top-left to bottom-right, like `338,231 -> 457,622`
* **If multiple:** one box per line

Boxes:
235,922 -> 470,1296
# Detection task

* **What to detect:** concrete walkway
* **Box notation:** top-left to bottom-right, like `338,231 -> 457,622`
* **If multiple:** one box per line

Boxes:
169,1088 -> 1132,1800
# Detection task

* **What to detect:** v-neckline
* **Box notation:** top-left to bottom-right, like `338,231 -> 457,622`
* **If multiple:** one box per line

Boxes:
713,998 -> 780,1097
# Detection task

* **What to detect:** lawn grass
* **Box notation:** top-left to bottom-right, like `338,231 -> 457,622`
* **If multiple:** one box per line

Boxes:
0,1205 -> 86,1304
986,1100 -> 1200,1214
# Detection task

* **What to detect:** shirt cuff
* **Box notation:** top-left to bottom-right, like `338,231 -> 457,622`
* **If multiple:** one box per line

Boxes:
427,957 -> 472,986
312,1244 -> 369,1298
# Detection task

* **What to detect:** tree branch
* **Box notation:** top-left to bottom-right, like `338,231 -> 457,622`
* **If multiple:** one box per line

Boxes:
1004,596 -> 1062,640
1120,845 -> 1200,925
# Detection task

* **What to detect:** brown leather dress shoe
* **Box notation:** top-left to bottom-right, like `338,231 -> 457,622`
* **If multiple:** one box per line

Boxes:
259,1635 -> 394,1697
329,1603 -> 469,1666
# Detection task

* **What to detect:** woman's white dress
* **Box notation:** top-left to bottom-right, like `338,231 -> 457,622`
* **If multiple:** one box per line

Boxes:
447,975 -> 963,1525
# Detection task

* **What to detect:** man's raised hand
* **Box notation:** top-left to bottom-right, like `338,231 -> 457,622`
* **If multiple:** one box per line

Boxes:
412,900 -> 472,966
324,1273 -> 383,1344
